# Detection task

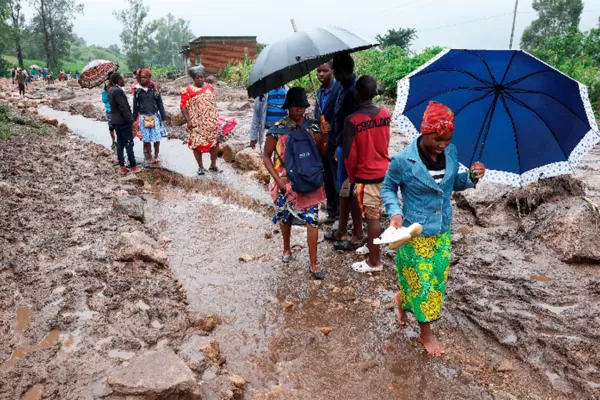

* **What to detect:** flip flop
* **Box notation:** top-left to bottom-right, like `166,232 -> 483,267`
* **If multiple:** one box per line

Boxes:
197,168 -> 205,176
282,254 -> 292,264
351,261 -> 383,273
356,244 -> 370,255
209,166 -> 220,173
309,266 -> 326,280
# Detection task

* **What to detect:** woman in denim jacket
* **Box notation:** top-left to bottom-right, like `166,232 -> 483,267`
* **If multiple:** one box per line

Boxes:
381,101 -> 486,357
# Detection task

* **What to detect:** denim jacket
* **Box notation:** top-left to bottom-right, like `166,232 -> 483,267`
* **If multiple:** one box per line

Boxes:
381,139 -> 476,236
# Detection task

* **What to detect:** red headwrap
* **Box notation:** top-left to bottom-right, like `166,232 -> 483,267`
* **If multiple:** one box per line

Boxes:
138,69 -> 151,78
421,101 -> 455,136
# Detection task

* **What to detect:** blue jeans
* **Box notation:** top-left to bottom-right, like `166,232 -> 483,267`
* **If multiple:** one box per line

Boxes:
114,124 -> 136,167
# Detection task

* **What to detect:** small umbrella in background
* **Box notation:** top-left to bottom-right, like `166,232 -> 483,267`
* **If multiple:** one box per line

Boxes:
78,60 -> 119,89
393,49 -> 600,187
247,26 -> 378,99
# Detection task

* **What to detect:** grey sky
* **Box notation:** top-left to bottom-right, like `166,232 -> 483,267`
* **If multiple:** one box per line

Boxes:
28,0 -> 600,51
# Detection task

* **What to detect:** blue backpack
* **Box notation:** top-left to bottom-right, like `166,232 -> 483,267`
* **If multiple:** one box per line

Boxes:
275,120 -> 324,194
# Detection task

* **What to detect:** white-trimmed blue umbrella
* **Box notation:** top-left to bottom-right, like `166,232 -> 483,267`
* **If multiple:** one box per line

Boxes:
394,49 -> 600,187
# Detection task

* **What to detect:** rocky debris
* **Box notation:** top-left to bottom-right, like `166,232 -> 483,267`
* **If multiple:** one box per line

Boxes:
199,338 -> 221,363
42,116 -> 59,127
167,112 -> 187,127
115,231 -> 168,265
239,253 -> 264,262
67,80 -> 80,88
332,285 -> 358,302
45,85 -> 58,90
221,141 -> 246,163
178,335 -> 209,373
234,148 -> 262,171
318,327 -> 333,336
194,313 -> 222,333
507,176 -> 585,216
113,195 -> 145,222
496,359 -> 516,373
229,375 -> 246,389
535,199 -> 600,263
57,123 -> 70,135
16,102 -> 25,109
81,103 -> 95,118
58,90 -> 77,102
107,348 -> 202,399
0,181 -> 25,198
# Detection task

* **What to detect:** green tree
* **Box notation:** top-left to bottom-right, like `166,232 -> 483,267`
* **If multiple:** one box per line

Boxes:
30,0 -> 83,68
7,0 -> 25,68
375,28 -> 417,50
520,0 -> 583,50
152,13 -> 194,67
114,0 -> 157,71
0,0 -> 10,76
257,42 -> 267,54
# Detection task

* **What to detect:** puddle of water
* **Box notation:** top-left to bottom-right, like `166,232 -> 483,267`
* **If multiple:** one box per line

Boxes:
530,274 -> 551,282
1,330 -> 60,371
23,384 -> 43,400
14,306 -> 31,334
108,350 -> 136,360
535,302 -> 579,314
536,329 -> 580,340
502,334 -> 518,344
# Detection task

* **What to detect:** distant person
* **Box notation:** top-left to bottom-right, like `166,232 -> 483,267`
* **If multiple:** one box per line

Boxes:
75,70 -> 80,80
108,72 -> 141,175
326,52 -> 364,251
59,70 -> 65,81
102,75 -> 116,148
66,72 -> 72,80
314,61 -> 342,224
47,71 -> 54,84
180,65 -> 220,175
42,67 -> 47,81
11,67 -> 16,85
262,88 -> 329,279
381,101 -> 485,357
16,69 -> 26,96
31,67 -> 38,80
133,69 -> 168,164
343,75 -> 391,273
250,85 -> 288,150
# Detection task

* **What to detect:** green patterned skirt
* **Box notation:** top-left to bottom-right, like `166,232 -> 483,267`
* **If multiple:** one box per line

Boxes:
395,230 -> 451,324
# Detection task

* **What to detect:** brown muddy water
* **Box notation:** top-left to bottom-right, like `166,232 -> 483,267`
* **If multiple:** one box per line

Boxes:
34,106 -> 600,399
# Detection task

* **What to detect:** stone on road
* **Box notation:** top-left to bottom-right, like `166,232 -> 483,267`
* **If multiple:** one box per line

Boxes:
115,231 -> 168,265
113,195 -> 145,222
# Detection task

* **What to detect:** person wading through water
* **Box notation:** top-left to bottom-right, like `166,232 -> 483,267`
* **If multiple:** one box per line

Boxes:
262,88 -> 330,280
381,101 -> 485,357
133,69 -> 168,164
180,65 -> 220,175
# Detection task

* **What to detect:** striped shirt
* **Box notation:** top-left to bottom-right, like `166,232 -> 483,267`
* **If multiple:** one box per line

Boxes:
417,137 -> 446,185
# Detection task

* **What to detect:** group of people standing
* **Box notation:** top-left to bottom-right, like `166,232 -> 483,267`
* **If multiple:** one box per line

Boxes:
251,52 -> 486,357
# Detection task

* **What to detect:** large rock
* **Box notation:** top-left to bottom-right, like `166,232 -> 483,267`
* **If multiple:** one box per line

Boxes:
234,148 -> 262,171
42,117 -> 59,127
107,349 -> 202,399
115,231 -> 168,265
58,90 -> 76,101
167,112 -> 187,127
67,79 -> 80,88
536,199 -> 600,263
113,195 -> 145,222
178,335 -> 209,373
221,141 -> 246,163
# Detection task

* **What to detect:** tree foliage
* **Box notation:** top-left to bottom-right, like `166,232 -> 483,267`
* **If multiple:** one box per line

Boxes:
113,0 -> 157,71
375,28 -> 417,50
153,14 -> 194,67
0,0 -> 10,75
520,0 -> 583,50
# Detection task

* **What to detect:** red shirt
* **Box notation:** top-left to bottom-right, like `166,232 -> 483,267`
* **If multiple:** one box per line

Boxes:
343,103 -> 391,184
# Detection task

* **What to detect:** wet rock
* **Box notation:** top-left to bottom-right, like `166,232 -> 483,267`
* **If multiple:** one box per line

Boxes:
115,231 -> 168,265
199,339 -> 221,362
106,348 -> 201,399
201,366 -> 219,382
496,359 -> 515,372
318,327 -> 333,336
0,181 -> 25,198
113,195 -> 145,222
257,166 -> 271,184
239,253 -> 264,262
57,123 -> 70,135
221,141 -> 246,163
42,117 -> 59,127
332,286 -> 357,302
179,335 -> 209,373
167,112 -> 187,127
58,90 -> 76,101
17,102 -> 25,109
536,200 -> 600,263
81,103 -> 95,118
229,375 -> 246,388
507,176 -> 585,215
234,148 -> 262,171
194,313 -> 222,333
45,85 -> 58,90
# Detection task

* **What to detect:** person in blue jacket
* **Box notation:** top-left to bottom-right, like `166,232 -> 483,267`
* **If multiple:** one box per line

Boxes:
381,101 -> 485,357
102,74 -> 116,148
314,61 -> 342,223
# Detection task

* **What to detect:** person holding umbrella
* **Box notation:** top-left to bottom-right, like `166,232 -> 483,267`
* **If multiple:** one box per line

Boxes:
381,101 -> 485,357
180,65 -> 220,175
109,72 -> 141,175
262,87 -> 328,280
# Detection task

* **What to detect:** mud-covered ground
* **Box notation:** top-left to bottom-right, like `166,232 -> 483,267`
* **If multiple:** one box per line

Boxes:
1,77 -> 600,399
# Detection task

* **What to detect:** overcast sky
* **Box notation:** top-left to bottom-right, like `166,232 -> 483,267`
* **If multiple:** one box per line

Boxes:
25,0 -> 600,50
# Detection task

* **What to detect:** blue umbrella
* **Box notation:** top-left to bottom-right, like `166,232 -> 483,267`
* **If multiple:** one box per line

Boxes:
393,49 -> 600,187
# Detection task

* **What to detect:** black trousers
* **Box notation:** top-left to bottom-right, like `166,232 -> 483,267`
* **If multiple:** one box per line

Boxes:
114,124 -> 137,167
322,154 -> 339,219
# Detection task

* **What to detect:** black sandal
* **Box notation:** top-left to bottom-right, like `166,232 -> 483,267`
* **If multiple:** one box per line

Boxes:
209,166 -> 220,173
309,266 -> 325,280
333,239 -> 362,251
324,229 -> 338,241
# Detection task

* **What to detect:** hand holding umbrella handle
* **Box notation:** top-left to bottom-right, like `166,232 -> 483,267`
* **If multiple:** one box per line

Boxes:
470,162 -> 486,179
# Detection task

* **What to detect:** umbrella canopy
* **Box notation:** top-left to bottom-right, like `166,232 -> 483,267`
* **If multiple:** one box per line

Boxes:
29,65 -> 41,70
247,26 -> 378,98
79,60 -> 119,89
394,49 -> 600,187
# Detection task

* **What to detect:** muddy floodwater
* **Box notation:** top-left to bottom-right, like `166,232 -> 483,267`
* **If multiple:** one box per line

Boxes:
1,78 -> 598,399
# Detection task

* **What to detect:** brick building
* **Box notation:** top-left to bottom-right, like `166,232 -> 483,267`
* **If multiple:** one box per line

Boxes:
181,36 -> 258,75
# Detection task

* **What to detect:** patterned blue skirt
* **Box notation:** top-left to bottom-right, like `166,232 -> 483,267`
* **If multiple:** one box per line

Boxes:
139,113 -> 168,143
272,192 -> 319,228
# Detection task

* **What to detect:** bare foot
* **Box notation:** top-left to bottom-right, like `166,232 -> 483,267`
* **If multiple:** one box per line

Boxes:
419,332 -> 446,357
393,293 -> 409,326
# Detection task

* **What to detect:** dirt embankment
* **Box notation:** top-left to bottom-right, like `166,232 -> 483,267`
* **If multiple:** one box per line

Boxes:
0,113 -> 246,399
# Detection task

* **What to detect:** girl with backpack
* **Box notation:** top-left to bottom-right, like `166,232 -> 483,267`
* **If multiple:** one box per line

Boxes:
262,88 -> 330,280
